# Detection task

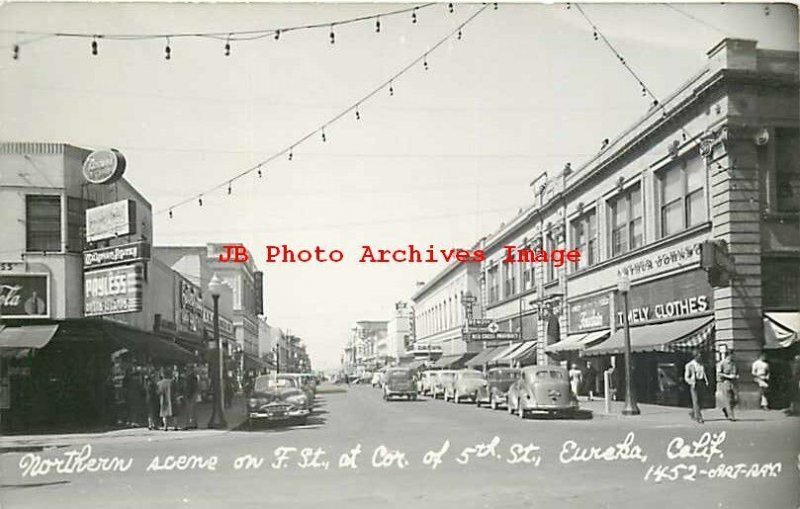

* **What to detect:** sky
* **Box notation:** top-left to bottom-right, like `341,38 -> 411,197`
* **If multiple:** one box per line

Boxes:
1,2 -> 797,370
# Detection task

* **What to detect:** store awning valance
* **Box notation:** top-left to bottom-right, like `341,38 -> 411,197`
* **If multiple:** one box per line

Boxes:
546,330 -> 610,354
0,324 -> 59,349
489,343 -> 523,363
466,346 -> 507,367
764,312 -> 799,350
243,352 -> 268,371
431,353 -> 476,369
582,316 -> 714,357
104,324 -> 198,364
495,341 -> 537,364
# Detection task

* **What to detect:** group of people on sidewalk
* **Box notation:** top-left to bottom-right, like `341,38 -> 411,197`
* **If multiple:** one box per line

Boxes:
684,350 -> 800,424
121,363 -> 204,431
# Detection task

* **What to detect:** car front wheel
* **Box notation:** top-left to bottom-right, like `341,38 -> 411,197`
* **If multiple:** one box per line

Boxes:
507,396 -> 514,414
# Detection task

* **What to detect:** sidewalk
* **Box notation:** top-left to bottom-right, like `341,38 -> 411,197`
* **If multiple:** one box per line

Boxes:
0,395 -> 248,453
579,397 -> 794,424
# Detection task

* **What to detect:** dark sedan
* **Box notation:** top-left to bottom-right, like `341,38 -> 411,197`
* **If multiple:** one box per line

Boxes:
247,375 -> 311,427
476,367 -> 521,409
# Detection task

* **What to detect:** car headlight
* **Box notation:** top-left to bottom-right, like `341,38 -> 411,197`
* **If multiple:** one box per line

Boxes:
248,398 -> 259,407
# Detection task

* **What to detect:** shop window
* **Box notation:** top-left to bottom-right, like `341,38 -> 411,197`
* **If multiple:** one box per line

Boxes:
571,208 -> 597,269
658,154 -> 706,238
488,266 -> 499,304
775,128 -> 800,213
609,184 -> 642,257
26,195 -> 61,252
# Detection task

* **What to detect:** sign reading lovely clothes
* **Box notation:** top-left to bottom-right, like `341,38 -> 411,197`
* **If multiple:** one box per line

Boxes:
84,264 -> 143,317
85,200 -> 137,243
614,269 -> 713,327
0,274 -> 49,318
568,293 -> 610,333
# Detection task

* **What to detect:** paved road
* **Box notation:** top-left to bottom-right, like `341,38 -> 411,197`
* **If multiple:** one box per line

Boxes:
1,384 -> 798,509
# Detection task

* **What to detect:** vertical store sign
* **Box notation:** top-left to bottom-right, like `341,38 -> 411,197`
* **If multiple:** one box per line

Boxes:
254,271 -> 264,316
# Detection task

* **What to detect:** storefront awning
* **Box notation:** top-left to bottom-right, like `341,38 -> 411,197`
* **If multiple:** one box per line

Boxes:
406,359 -> 428,370
764,312 -> 799,350
431,353 -> 476,369
488,343 -> 523,363
243,352 -> 268,371
103,323 -> 198,364
466,345 -> 507,367
0,324 -> 59,349
546,330 -> 610,354
495,341 -> 537,364
582,316 -> 714,356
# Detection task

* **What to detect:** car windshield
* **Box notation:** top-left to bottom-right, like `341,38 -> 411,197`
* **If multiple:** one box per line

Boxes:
460,372 -> 483,379
254,376 -> 298,392
386,370 -> 412,380
534,370 -> 565,381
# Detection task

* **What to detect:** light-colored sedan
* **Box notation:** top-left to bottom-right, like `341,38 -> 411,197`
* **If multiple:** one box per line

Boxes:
419,370 -> 438,395
506,366 -> 579,419
445,369 -> 488,403
431,370 -> 457,399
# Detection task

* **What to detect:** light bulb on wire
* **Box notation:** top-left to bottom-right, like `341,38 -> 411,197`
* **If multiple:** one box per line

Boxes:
355,107 -> 361,120
274,30 -> 281,41
198,196 -> 203,207
321,128 -> 327,142
224,35 -> 231,56
329,25 -> 335,45
389,82 -> 394,96
423,55 -> 429,70
227,182 -> 232,195
288,148 -> 293,161
412,8 -> 418,23
457,29 -> 462,40
169,209 -> 173,219
13,44 -> 19,60
593,29 -> 598,41
448,3 -> 454,13
91,37 -> 98,56
165,37 -> 171,60
376,17 -> 381,33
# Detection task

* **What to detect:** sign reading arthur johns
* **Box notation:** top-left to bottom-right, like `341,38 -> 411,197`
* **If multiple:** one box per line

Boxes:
84,264 -> 143,317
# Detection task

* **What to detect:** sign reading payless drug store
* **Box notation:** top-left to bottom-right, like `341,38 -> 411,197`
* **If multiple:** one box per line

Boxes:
84,264 -> 143,317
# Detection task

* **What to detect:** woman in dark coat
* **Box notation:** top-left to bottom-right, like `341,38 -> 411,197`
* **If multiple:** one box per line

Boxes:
144,369 -> 160,430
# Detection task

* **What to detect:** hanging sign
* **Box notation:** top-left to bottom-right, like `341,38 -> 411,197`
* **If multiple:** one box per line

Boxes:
0,273 -> 49,318
82,149 -> 126,185
85,200 -> 137,243
84,264 -> 143,317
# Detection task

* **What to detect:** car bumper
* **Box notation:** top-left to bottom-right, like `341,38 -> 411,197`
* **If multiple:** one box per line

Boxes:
248,408 -> 310,420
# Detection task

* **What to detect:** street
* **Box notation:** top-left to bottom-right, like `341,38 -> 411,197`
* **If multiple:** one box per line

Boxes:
2,384 -> 798,509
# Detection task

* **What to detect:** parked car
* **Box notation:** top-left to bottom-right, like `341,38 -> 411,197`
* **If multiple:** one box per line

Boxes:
281,373 -> 315,404
371,372 -> 384,388
419,370 -> 438,395
446,369 -> 488,403
431,370 -> 457,399
383,367 -> 417,401
476,367 -> 521,409
506,366 -> 579,419
247,374 -> 311,427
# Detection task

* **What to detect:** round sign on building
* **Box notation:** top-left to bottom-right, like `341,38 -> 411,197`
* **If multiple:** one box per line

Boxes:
82,149 -> 126,185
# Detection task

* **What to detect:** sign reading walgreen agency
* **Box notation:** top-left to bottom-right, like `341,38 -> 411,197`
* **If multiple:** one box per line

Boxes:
84,264 -> 143,317
85,200 -> 137,243
83,241 -> 150,270
614,269 -> 713,327
0,273 -> 49,318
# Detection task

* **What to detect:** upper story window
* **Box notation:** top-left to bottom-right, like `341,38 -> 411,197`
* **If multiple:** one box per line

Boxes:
545,234 -> 555,282
26,195 -> 61,252
775,128 -> 800,213
609,184 -> 642,257
488,265 -> 499,304
503,260 -> 516,298
571,208 -> 597,269
521,243 -> 535,291
659,155 -> 706,238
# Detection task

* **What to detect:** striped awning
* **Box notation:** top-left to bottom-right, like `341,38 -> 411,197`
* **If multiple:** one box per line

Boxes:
0,324 -> 59,349
583,316 -> 714,356
764,312 -> 799,350
546,330 -> 610,354
466,345 -> 507,367
665,322 -> 714,352
489,343 -> 524,363
495,341 -> 537,364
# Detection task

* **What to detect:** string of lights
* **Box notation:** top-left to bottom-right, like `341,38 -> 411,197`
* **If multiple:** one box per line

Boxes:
159,2 -> 497,219
6,3 -> 445,59
569,3 -> 699,150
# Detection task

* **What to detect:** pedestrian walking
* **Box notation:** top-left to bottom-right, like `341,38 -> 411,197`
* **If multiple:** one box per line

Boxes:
716,350 -> 739,421
145,368 -> 159,430
684,351 -> 708,423
584,362 -> 598,401
156,368 -> 175,430
751,353 -> 770,410
568,363 -> 583,399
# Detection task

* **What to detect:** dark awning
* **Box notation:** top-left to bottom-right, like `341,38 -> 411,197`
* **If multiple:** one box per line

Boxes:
102,323 -> 198,364
466,346 -> 507,367
583,316 -> 713,356
0,324 -> 59,349
431,353 -> 476,369
243,352 -> 268,371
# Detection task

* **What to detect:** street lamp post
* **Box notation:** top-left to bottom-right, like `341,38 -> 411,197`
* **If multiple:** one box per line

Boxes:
618,275 -> 640,416
207,274 -> 228,429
